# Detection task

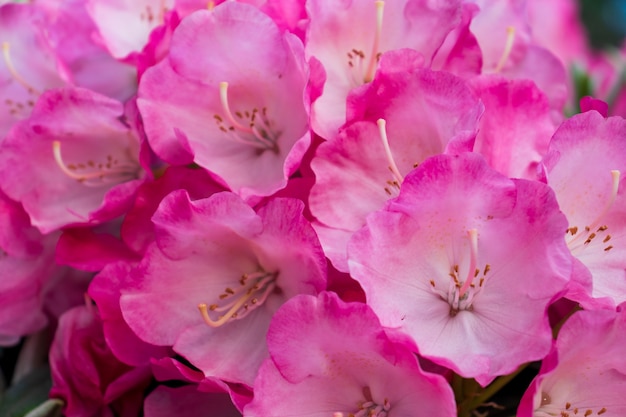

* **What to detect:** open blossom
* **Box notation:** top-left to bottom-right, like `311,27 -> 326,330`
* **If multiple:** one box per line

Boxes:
519,305 -> 626,417
541,110 -> 626,307
119,191 -> 326,386
245,292 -> 456,417
138,2 -> 311,198
348,153 -> 571,385
0,87 -> 147,233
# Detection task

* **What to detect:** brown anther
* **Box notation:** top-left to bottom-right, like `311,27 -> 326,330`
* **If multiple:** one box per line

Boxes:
584,410 -> 592,417
429,279 -> 435,287
479,278 -> 485,287
235,111 -> 243,119
225,288 -> 235,295
569,226 -> 578,235
603,235 -> 611,243
598,408 -> 607,415
213,115 -> 223,121
604,246 -> 614,252
454,265 -> 459,273
209,304 -> 218,311
598,225 -> 608,231
566,403 -> 571,410
384,187 -> 392,195
219,294 -> 228,299
484,264 -> 491,275
561,412 -> 570,417
474,268 -> 479,277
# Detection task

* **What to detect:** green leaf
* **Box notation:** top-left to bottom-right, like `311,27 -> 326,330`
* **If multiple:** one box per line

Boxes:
0,367 -> 53,417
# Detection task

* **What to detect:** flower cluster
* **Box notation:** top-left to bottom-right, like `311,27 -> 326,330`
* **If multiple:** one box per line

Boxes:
1,0 -> 625,416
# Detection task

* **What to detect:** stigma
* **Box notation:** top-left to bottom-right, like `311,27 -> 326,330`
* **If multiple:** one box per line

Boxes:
493,26 -> 516,73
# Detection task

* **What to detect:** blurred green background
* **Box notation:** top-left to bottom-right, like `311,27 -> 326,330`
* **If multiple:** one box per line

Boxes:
580,0 -> 626,49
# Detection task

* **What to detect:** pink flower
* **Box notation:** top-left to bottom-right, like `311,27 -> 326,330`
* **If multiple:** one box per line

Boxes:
245,292 -> 456,417
519,305 -> 626,417
137,2 -> 311,198
348,153 -> 571,385
119,191 -> 326,385
0,87 -> 147,233
541,111 -> 626,307
49,305 -> 152,417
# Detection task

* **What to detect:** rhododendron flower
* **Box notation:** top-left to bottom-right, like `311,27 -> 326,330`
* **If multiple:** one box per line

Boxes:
138,2 -> 311,198
245,292 -> 456,416
49,305 -> 152,417
541,110 -> 626,307
306,0 -> 463,138
348,153 -> 571,385
519,305 -> 626,417
120,191 -> 326,385
0,87 -> 147,233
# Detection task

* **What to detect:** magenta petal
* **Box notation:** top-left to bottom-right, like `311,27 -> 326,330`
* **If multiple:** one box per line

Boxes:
246,292 -> 456,416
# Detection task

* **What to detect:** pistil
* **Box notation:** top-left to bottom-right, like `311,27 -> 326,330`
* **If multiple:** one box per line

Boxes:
377,118 -> 404,191
2,41 -> 41,95
363,1 -> 384,83
493,26 -> 516,73
459,229 -> 479,298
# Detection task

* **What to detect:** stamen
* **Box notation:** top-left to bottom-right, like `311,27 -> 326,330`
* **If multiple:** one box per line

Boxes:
494,26 -> 516,73
52,141 -> 138,186
217,82 -> 277,150
377,119 -> 404,186
363,1 -> 384,83
459,229 -> 479,298
2,42 -> 40,94
197,272 -> 277,327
